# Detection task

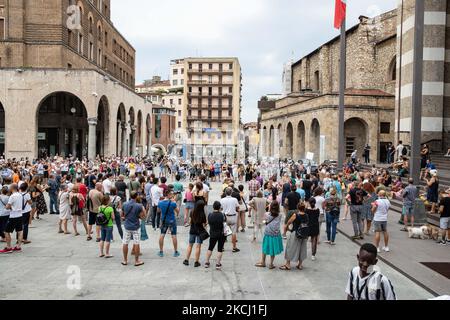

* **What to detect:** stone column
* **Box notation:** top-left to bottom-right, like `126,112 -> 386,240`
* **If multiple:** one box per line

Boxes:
121,124 -> 127,157
59,128 -> 66,157
146,129 -> 152,158
130,125 -> 137,157
87,118 -> 98,160
71,129 -> 77,159
259,127 -> 265,160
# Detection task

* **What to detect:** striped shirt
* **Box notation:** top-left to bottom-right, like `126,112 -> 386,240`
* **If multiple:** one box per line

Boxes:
346,267 -> 396,300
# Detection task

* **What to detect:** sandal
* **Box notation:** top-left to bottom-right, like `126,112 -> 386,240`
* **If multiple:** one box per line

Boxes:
135,262 -> 145,267
205,262 -> 210,269
297,265 -> 304,270
269,265 -> 276,270
87,236 -> 92,241
99,254 -> 105,258
215,264 -> 222,270
279,265 -> 291,271
105,255 -> 114,259
121,262 -> 128,266
255,263 -> 266,268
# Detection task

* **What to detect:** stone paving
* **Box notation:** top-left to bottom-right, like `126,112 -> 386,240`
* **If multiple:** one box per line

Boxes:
0,181 -> 434,300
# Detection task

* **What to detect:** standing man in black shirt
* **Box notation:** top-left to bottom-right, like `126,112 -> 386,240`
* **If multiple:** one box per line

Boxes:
347,182 -> 367,240
438,190 -> 450,245
302,174 -> 313,201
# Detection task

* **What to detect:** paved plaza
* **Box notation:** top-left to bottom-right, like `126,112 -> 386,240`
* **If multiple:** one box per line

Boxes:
0,180 -> 436,300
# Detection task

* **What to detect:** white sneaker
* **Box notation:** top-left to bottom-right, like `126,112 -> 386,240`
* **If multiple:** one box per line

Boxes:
383,247 -> 390,252
312,256 -> 316,261
377,248 -> 381,253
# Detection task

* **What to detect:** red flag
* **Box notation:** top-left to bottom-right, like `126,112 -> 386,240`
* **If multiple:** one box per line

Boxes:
334,0 -> 347,29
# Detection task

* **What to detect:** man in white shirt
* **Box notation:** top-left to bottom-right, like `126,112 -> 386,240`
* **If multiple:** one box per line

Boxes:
220,188 -> 240,253
396,141 -> 405,161
19,183 -> 32,244
0,184 -> 26,253
102,173 -> 113,195
346,243 -> 396,300
150,177 -> 164,230
371,190 -> 391,253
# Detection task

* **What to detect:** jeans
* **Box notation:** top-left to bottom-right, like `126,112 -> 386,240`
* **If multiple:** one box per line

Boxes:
49,192 -> 59,214
350,205 -> 364,237
151,205 -> 161,229
114,211 -> 123,239
326,212 -> 339,242
22,212 -> 31,240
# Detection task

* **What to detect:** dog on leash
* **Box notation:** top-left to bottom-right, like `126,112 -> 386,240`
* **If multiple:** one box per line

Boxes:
407,226 -> 432,240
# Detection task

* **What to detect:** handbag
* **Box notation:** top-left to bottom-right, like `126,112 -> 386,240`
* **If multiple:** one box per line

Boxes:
199,227 -> 210,241
223,214 -> 233,237
295,214 -> 310,239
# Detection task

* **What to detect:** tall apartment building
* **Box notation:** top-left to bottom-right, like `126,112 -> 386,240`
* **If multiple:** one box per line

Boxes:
170,59 -> 185,89
0,0 -> 147,159
183,57 -> 242,161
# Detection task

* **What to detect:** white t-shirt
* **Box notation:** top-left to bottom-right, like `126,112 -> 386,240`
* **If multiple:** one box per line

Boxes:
373,198 -> 390,222
315,195 -> 326,215
20,192 -> 32,213
103,179 -> 113,194
346,267 -> 396,300
220,196 -> 239,216
67,182 -> 74,192
150,185 -> 163,207
202,183 -> 210,193
8,192 -> 24,218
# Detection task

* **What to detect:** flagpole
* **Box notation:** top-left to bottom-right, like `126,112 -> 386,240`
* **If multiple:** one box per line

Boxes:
338,17 -> 346,170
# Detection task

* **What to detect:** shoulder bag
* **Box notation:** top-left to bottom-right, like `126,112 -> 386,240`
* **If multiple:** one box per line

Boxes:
223,213 -> 233,237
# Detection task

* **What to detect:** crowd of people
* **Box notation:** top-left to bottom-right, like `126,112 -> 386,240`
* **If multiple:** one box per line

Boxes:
1,151 -> 450,300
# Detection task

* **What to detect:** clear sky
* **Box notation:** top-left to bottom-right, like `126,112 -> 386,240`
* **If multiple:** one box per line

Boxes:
112,0 -> 397,123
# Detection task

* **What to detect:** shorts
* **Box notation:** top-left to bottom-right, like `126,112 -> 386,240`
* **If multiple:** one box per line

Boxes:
123,229 -> 141,245
5,217 -> 23,233
161,221 -> 177,236
226,215 -> 238,234
88,211 -> 97,226
189,234 -> 203,244
285,210 -> 297,224
101,226 -> 113,242
373,221 -> 388,232
185,201 -> 195,210
208,236 -> 226,252
403,203 -> 414,217
440,217 -> 450,230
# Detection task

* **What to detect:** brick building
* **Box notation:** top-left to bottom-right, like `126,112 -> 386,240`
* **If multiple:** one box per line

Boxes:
0,0 -> 149,159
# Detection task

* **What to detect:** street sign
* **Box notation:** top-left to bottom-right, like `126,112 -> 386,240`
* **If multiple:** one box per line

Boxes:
37,133 -> 46,140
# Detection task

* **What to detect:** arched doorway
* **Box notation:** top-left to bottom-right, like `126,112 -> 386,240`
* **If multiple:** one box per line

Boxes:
286,122 -> 293,159
128,107 -> 136,156
0,102 -> 4,156
310,119 -> 320,163
96,96 -> 110,157
344,117 -> 368,159
296,121 -> 306,160
137,111 -> 143,156
37,92 -> 88,158
269,125 -> 274,157
116,104 -> 126,156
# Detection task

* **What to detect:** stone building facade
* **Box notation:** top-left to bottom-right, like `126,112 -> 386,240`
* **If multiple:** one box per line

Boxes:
259,10 -> 398,163
0,0 -> 148,159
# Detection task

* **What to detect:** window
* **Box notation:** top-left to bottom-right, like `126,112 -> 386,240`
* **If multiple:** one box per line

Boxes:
178,110 -> 181,117
173,80 -> 178,86
229,63 -> 233,69
78,34 -> 84,54
89,42 -> 94,60
189,87 -> 192,93
380,122 -> 390,134
67,63 -> 72,69
181,68 -> 184,74
173,69 -> 178,75
209,64 -> 213,70
314,71 -> 320,91
219,64 -> 223,71
178,99 -> 182,105
170,99 -> 174,105
189,63 -> 192,69
180,79 -> 184,86
98,48 -> 102,66
104,31 -> 108,47
208,76 -> 212,84
162,99 -> 165,105
229,87 -> 232,94
155,115 -> 161,138
0,18 -> 5,40
178,122 -> 181,128
298,80 -> 302,92
89,17 -> 93,34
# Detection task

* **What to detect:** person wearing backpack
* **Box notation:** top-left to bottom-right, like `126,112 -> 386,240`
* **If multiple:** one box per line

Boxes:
346,243 -> 396,300
280,202 -> 309,271
324,188 -> 342,245
98,195 -> 114,259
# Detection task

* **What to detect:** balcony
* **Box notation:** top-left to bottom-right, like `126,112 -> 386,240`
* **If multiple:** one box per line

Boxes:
187,69 -> 234,75
188,92 -> 233,98
188,105 -> 232,110
187,80 -> 234,86
187,115 -> 233,122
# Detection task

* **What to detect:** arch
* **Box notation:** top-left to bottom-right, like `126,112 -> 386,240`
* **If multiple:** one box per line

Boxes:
0,101 -> 4,155
388,56 -> 396,81
77,1 -> 85,27
286,122 -> 294,159
128,107 -> 135,125
36,92 -> 88,158
296,120 -> 306,160
309,119 -> 320,163
116,103 -> 127,156
314,70 -> 320,91
128,107 -> 136,156
344,117 -> 369,160
88,12 -> 94,34
96,96 -> 110,157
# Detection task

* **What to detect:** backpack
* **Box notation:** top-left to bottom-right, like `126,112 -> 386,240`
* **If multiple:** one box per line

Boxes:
96,206 -> 110,226
329,198 -> 340,217
402,147 -> 408,156
295,214 -> 309,239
